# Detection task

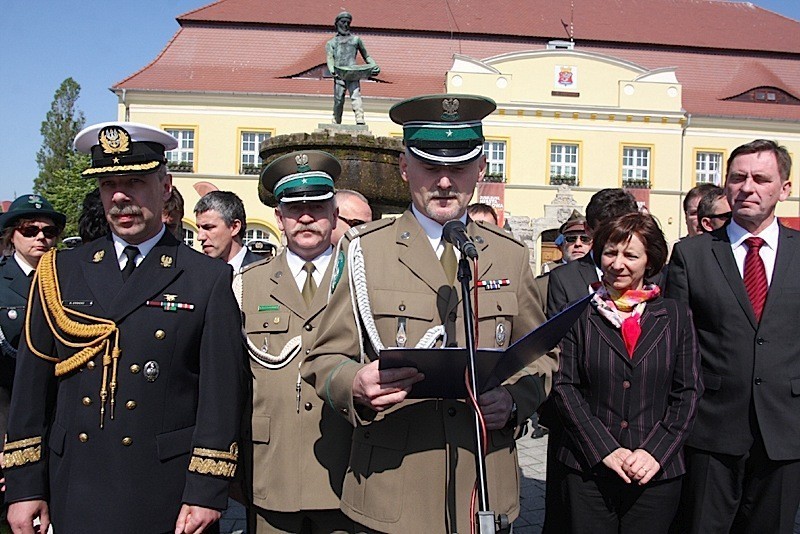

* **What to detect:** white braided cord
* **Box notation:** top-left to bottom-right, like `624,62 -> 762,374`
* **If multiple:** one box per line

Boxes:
233,271 -> 303,369
347,237 -> 445,355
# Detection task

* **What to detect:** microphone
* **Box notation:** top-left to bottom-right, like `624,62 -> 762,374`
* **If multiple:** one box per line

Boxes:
442,220 -> 479,259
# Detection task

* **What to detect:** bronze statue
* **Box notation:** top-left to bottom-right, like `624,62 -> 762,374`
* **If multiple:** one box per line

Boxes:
326,12 -> 380,125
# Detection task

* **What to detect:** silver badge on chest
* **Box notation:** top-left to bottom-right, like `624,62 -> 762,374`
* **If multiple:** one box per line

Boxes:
143,360 -> 160,382
7,309 -> 17,320
495,323 -> 507,346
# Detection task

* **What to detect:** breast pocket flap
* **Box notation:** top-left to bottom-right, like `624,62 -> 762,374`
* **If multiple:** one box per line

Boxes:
477,292 -> 519,319
372,290 -> 434,321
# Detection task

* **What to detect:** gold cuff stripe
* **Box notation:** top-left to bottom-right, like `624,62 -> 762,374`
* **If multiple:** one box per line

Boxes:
4,445 -> 42,468
82,160 -> 161,176
192,442 -> 238,462
188,457 -> 237,479
4,436 -> 42,451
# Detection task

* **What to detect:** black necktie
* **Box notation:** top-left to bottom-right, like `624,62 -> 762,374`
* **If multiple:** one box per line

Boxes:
121,246 -> 140,281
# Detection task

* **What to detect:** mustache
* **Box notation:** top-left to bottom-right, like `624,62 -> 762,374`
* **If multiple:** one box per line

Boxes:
107,205 -> 142,217
290,223 -> 323,236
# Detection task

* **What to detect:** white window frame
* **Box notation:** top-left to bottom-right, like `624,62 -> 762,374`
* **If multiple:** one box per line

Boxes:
622,146 -> 651,182
182,227 -> 195,248
244,228 -> 270,244
240,131 -> 271,172
550,143 -> 579,181
483,140 -> 506,180
165,129 -> 195,165
695,151 -> 723,185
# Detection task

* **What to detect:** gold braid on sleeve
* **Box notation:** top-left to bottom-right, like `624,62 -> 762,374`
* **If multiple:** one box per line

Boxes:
26,249 -> 122,428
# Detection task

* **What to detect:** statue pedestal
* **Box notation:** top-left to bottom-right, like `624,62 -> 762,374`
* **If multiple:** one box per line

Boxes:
258,130 -> 407,218
315,123 -> 371,135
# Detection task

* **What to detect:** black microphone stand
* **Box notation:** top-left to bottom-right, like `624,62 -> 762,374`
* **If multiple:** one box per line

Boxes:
456,256 -> 507,533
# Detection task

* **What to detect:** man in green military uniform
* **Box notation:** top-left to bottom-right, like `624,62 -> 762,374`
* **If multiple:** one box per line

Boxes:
4,122 -> 246,534
302,94 -> 555,533
239,151 -> 354,533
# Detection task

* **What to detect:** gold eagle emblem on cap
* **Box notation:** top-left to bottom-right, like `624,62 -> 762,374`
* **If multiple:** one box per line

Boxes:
442,98 -> 460,121
99,127 -> 130,155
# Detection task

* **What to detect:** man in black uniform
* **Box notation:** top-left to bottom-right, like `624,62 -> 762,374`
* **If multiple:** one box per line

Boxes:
4,122 -> 246,534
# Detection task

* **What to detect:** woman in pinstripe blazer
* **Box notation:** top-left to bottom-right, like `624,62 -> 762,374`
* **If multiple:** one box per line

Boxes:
550,213 -> 702,534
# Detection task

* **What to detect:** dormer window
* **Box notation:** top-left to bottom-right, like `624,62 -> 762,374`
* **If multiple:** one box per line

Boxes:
729,87 -> 799,105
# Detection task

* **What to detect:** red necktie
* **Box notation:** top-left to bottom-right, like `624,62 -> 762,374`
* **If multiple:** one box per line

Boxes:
743,237 -> 767,322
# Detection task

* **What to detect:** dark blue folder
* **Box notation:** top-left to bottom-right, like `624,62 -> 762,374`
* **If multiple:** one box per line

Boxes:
379,293 -> 593,398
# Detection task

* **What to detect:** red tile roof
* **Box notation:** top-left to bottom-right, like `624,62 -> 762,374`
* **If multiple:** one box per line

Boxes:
177,0 -> 800,54
114,0 -> 800,121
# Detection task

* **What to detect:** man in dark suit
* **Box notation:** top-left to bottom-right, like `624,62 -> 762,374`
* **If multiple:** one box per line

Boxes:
195,190 -> 261,272
666,139 -> 799,533
4,122 -> 246,534
546,189 -> 639,317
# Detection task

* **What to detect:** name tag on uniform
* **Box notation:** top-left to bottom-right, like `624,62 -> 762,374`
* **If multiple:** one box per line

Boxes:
63,300 -> 93,307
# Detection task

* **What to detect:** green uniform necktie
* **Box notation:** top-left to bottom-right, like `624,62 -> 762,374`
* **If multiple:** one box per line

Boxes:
440,240 -> 457,285
302,261 -> 317,304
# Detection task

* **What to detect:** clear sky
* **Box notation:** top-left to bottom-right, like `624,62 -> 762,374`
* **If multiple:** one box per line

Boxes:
1,0 -> 799,201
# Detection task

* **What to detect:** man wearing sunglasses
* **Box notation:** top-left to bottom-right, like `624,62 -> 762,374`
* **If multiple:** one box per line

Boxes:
696,185 -> 732,234
330,189 -> 372,246
541,210 -> 591,274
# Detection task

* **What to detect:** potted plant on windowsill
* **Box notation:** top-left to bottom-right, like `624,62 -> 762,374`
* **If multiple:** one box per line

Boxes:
480,173 -> 505,183
241,164 -> 261,175
550,174 -> 577,186
622,177 -> 650,189
168,161 -> 194,173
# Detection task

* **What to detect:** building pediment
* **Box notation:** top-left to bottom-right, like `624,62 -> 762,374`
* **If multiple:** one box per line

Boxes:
447,49 -> 682,113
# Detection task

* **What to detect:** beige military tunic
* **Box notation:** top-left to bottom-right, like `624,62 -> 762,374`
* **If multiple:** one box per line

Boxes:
240,251 -> 353,514
302,211 -> 556,533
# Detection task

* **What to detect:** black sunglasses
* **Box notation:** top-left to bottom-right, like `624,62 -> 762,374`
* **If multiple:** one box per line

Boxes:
708,211 -> 732,220
17,225 -> 60,239
338,216 -> 368,228
564,234 -> 591,244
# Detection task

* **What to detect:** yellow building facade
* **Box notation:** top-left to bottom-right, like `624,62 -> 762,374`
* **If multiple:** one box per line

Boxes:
118,47 -> 800,271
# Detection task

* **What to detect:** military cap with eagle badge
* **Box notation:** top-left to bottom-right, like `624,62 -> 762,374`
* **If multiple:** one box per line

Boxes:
74,122 -> 179,178
260,150 -> 341,205
389,93 -> 496,166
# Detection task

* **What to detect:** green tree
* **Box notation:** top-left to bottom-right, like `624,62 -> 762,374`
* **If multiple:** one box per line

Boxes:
43,152 -> 93,238
34,78 -> 86,194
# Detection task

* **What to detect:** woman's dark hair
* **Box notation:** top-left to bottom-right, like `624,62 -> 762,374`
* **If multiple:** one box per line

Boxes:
591,212 -> 667,278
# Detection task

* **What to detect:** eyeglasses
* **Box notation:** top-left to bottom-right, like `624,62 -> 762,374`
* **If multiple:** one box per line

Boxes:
338,216 -> 368,228
564,234 -> 591,244
707,211 -> 732,220
17,225 -> 60,239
